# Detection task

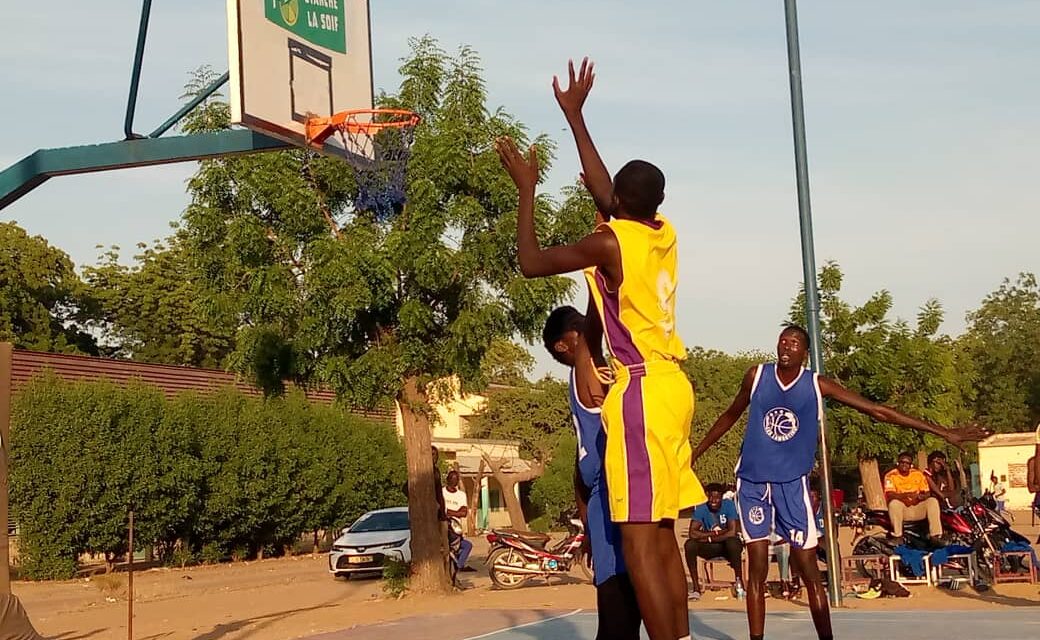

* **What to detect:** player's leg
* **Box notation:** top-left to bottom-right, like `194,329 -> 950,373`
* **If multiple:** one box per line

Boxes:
735,479 -> 774,640
620,522 -> 680,640
657,520 -> 690,639
790,547 -> 832,640
776,476 -> 832,640
745,540 -> 770,640
595,573 -> 643,640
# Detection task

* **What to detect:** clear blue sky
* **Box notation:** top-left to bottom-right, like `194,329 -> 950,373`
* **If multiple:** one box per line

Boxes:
3,2 -> 1038,378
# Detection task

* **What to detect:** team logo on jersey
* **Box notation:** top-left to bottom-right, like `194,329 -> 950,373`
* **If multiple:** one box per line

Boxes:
748,506 -> 766,526
763,407 -> 799,442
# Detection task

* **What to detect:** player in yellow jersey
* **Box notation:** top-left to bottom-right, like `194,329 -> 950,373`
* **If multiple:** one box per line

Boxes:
496,58 -> 703,640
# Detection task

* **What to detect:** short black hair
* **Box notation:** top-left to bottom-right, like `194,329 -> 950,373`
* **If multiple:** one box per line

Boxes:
446,469 -> 460,482
613,160 -> 665,220
704,482 -> 725,495
781,323 -> 811,346
897,451 -> 914,463
927,450 -> 947,465
542,306 -> 584,363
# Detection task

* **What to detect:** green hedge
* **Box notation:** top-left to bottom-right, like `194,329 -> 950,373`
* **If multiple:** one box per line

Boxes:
10,374 -> 405,579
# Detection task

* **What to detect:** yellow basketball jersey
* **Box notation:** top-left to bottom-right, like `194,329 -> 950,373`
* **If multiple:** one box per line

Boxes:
585,215 -> 685,366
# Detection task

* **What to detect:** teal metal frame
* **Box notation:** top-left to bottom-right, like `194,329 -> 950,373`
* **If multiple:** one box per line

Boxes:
0,1 -> 293,211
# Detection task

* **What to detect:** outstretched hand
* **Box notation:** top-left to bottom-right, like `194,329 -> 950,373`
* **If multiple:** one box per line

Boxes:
495,137 -> 539,192
945,423 -> 993,448
553,57 -> 595,117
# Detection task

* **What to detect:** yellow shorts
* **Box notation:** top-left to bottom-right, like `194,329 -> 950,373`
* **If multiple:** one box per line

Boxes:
601,360 -> 706,523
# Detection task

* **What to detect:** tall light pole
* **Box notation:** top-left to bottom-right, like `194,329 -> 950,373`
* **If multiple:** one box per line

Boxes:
782,0 -> 843,606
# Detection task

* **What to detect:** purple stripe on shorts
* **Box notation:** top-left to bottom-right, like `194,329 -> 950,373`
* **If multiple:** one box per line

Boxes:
622,376 -> 653,521
595,270 -> 642,366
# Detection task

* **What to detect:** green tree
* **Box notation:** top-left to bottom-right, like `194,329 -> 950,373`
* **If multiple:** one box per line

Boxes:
176,39 -> 587,592
480,337 -> 536,386
528,431 -> 578,528
0,222 -> 97,354
790,262 -> 974,508
467,377 -> 572,528
684,347 -> 769,483
961,273 -> 1040,431
83,235 -> 236,367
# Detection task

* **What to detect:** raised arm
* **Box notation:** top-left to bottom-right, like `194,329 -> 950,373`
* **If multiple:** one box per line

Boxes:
554,58 -> 613,215
691,366 -> 757,465
496,137 -> 619,278
818,377 -> 992,448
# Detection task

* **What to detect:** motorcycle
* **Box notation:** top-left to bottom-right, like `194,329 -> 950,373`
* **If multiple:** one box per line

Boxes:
851,494 -> 1030,581
485,517 -> 592,589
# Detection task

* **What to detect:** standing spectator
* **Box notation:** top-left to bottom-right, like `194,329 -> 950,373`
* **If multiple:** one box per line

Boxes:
684,483 -> 744,601
924,451 -> 958,508
989,471 -> 1008,513
884,453 -> 942,545
443,470 -> 475,571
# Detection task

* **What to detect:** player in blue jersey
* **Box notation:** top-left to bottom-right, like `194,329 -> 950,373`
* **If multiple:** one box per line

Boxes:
692,325 -> 989,640
544,305 -> 642,640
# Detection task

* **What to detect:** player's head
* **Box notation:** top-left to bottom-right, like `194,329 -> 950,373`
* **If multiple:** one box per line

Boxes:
927,450 -> 947,471
543,306 -> 585,366
611,160 -> 665,221
777,324 -> 810,368
705,482 -> 725,510
446,469 -> 460,489
896,452 -> 914,474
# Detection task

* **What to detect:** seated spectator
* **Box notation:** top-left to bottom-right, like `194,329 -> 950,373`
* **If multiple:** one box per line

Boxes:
884,452 -> 942,545
924,451 -> 958,508
684,483 -> 744,600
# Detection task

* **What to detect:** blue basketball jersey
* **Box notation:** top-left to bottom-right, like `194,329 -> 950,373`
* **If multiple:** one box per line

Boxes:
570,369 -> 606,490
735,364 -> 822,483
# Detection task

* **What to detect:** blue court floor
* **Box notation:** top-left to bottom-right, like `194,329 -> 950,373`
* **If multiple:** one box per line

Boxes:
319,608 -> 1040,640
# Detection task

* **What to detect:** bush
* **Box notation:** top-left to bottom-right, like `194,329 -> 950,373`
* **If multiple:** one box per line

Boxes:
382,559 -> 410,598
10,374 -> 406,578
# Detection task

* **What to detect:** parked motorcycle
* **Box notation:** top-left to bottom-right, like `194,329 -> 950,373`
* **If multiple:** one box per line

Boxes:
851,494 -> 1030,581
485,517 -> 592,589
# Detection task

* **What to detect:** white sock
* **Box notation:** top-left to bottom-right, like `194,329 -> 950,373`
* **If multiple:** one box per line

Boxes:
678,636 -> 691,640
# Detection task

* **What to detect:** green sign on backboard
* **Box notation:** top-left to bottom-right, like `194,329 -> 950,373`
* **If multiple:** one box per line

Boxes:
265,0 -> 347,54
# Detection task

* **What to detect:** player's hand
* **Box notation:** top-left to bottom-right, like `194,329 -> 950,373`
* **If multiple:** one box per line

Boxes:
553,58 -> 595,118
495,137 -> 539,192
945,423 -> 993,448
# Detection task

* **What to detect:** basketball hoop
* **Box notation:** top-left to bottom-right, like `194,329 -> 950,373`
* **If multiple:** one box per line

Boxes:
306,109 -> 421,220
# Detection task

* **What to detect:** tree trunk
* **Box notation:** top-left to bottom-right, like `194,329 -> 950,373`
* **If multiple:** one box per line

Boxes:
917,450 -> 928,472
399,377 -> 450,594
463,477 -> 477,535
859,458 -> 886,510
312,530 -> 320,557
482,455 -> 545,531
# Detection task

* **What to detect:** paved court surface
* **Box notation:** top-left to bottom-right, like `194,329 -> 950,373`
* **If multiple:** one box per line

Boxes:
315,608 -> 1040,640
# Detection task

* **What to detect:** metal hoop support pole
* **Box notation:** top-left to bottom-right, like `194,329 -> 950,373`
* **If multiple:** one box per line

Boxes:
124,0 -> 153,140
782,0 -> 843,607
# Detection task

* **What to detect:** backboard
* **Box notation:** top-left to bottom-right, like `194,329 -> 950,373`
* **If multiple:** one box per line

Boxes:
227,0 -> 374,159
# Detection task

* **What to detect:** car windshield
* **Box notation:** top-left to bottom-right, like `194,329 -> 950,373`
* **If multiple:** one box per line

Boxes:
349,511 -> 409,533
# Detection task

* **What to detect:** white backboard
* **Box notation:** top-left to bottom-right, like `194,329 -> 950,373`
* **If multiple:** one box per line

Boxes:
227,0 -> 373,158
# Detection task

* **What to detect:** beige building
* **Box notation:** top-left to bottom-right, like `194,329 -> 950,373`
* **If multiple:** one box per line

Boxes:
977,432 -> 1037,509
394,379 -> 530,531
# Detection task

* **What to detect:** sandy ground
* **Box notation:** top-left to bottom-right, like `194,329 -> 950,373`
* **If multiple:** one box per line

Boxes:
12,518 -> 1040,640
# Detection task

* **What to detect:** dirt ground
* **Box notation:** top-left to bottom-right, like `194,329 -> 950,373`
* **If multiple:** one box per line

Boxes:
12,521 -> 1040,640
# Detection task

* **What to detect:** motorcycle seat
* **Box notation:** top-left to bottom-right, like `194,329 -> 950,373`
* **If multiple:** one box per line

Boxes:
495,528 -> 551,547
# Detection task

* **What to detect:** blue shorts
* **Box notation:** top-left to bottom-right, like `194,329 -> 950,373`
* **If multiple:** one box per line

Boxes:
737,476 -> 819,550
587,482 -> 626,585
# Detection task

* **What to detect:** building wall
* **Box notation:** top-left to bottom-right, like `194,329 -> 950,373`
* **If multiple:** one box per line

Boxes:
978,440 -> 1036,509
394,377 -> 487,440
